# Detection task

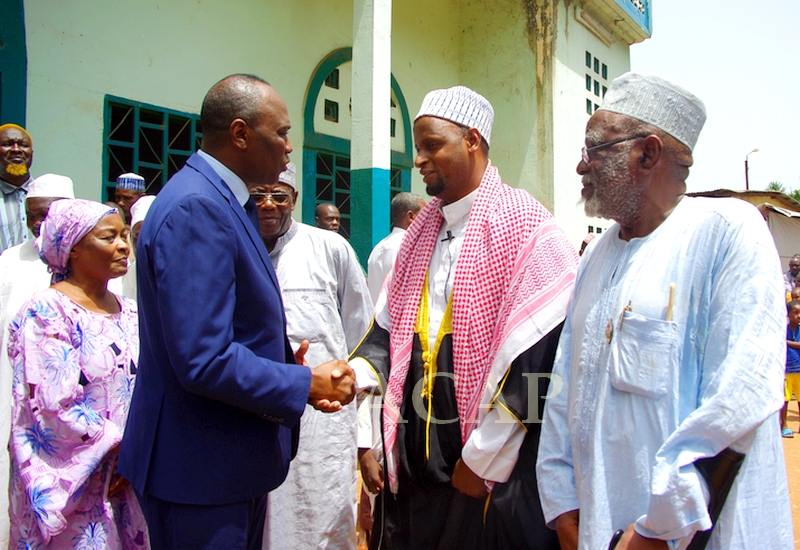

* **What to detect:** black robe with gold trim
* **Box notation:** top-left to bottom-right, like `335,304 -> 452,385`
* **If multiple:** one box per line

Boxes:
353,321 -> 563,550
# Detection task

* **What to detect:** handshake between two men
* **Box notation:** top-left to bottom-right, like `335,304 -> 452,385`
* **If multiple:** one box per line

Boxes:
295,339 -> 356,413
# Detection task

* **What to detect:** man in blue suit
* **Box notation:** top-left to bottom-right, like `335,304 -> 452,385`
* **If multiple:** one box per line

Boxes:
119,74 -> 355,549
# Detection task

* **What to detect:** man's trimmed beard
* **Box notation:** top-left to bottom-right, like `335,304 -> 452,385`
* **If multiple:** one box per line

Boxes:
425,177 -> 444,198
5,163 -> 29,177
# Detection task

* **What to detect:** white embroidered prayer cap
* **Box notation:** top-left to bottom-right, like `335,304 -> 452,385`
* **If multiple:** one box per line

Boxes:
415,86 -> 495,146
598,72 -> 706,151
278,162 -> 296,189
27,173 -> 75,199
130,195 -> 156,228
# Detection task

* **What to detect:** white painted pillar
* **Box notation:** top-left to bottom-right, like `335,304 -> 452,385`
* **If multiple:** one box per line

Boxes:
350,0 -> 392,261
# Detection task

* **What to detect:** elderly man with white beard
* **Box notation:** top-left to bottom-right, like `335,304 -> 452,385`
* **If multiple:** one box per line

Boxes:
536,73 -> 792,550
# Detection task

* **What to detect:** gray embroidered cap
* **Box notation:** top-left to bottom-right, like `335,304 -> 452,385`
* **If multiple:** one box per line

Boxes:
415,86 -> 495,146
599,72 -> 706,151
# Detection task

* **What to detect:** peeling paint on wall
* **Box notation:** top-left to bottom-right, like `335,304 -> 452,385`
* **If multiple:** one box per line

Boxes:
522,0 -> 561,210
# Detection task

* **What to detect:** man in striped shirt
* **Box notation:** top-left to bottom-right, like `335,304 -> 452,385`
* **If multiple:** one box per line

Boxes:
0,124 -> 33,254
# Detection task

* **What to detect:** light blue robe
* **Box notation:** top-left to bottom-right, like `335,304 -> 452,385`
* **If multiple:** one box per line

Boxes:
537,197 -> 793,549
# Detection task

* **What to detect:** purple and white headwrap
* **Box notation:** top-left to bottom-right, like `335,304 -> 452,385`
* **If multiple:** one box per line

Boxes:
36,199 -> 118,283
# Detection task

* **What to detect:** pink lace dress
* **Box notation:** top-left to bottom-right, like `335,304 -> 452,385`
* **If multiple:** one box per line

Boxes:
7,288 -> 149,549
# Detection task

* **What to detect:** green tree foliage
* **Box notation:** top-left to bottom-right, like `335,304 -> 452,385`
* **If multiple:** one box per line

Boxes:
767,181 -> 786,193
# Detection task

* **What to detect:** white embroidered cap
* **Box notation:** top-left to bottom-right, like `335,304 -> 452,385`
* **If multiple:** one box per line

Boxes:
415,86 -> 495,146
130,195 -> 156,228
278,162 -> 296,189
599,72 -> 706,151
27,173 -> 75,199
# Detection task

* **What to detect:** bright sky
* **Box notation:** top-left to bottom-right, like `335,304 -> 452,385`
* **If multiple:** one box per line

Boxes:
630,1 -> 800,194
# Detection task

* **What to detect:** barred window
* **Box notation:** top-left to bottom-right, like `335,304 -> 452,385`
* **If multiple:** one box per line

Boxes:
103,96 -> 201,201
325,69 -> 340,89
314,152 -> 352,238
324,99 -> 340,123
583,52 -> 610,117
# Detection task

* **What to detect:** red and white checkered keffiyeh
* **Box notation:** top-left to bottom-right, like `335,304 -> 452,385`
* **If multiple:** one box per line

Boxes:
383,163 -> 578,490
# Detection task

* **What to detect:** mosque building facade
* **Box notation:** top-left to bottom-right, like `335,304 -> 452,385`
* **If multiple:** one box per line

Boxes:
2,0 -> 651,257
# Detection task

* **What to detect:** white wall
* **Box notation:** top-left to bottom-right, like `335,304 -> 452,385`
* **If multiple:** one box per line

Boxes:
24,0 -> 638,244
551,2 -> 631,249
24,0 -> 354,200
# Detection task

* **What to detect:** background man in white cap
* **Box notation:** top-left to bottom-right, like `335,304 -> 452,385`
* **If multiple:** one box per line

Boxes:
0,172 -> 74,547
350,85 -> 578,548
121,194 -> 156,299
257,162 -> 373,549
129,194 -> 155,246
537,72 -> 792,550
115,172 -> 145,224
366,192 -> 426,303
0,124 -> 34,254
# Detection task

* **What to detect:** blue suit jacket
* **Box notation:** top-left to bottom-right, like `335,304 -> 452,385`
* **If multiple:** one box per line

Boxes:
119,153 -> 311,505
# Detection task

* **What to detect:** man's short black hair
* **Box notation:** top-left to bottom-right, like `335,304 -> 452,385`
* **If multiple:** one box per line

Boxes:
315,203 -> 338,217
201,74 -> 270,136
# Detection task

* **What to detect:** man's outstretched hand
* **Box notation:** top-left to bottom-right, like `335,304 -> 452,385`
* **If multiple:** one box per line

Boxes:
308,360 -> 355,413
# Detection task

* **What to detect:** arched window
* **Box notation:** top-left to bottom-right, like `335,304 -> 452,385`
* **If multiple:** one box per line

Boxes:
302,48 -> 413,239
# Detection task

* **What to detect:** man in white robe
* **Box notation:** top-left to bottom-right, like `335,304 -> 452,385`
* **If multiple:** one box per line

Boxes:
121,195 -> 156,300
366,192 -> 425,303
0,173 -> 74,547
256,163 -> 373,549
536,72 -> 793,550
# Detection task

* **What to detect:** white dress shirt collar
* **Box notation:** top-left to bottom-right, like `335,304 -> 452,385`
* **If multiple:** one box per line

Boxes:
197,150 -> 250,207
439,187 -> 478,228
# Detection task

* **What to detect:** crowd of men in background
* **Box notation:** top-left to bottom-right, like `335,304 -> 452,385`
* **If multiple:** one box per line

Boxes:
0,70 -> 794,550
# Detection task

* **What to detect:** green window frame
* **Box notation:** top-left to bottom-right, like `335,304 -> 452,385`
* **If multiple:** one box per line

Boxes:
584,51 -> 610,117
314,151 -> 353,238
103,95 -> 201,201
